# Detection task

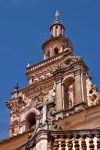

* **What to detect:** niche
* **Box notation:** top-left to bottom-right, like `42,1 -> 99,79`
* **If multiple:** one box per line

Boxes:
63,77 -> 75,109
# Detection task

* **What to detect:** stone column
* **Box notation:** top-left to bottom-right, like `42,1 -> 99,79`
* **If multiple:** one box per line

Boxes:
80,68 -> 87,104
74,68 -> 87,105
54,70 -> 63,111
42,104 -> 47,124
62,83 -> 65,109
53,26 -> 56,37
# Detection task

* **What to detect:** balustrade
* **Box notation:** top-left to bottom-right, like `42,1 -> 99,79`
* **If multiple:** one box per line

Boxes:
51,130 -> 100,150
17,129 -> 100,150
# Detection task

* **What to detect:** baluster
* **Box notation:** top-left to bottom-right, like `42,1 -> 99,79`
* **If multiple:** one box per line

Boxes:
80,135 -> 87,150
60,136 -> 65,150
97,134 -> 100,149
89,134 -> 94,150
67,135 -> 73,150
65,138 -> 69,149
53,136 -> 59,150
74,135 -> 79,150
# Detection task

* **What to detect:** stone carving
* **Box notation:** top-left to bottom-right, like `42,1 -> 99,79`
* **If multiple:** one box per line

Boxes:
6,101 -> 19,113
32,64 -> 67,84
44,88 -> 56,102
33,72 -> 53,83
63,56 -> 83,66
10,113 -> 19,125
48,107 -> 56,120
86,77 -> 100,106
68,84 -> 74,108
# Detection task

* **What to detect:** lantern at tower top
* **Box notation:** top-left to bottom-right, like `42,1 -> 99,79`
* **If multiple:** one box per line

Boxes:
42,11 -> 73,60
50,10 -> 65,37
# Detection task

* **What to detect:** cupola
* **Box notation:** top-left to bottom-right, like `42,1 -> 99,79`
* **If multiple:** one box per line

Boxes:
42,11 -> 73,60
50,10 -> 65,37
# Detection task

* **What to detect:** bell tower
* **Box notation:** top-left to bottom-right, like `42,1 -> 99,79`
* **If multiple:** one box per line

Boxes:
42,11 -> 73,60
3,10 -> 100,145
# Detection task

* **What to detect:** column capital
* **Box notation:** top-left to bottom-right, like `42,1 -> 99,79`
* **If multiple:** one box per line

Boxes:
53,70 -> 62,84
74,68 -> 82,76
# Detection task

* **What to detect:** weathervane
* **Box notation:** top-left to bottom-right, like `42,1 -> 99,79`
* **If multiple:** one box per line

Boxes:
55,10 -> 60,21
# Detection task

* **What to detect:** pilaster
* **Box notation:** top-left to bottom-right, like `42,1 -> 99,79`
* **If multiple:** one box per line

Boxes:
54,69 -> 63,111
36,131 -> 48,150
74,66 -> 87,105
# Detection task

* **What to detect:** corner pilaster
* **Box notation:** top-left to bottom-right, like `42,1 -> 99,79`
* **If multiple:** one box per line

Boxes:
53,69 -> 63,111
36,130 -> 48,150
74,67 -> 87,105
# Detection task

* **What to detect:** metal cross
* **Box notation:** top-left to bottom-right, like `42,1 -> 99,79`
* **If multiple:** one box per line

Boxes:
55,10 -> 60,21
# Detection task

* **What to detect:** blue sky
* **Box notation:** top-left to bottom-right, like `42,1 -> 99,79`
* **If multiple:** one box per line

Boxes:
0,0 -> 100,139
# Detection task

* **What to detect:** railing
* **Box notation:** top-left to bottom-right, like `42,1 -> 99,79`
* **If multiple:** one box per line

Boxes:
49,130 -> 100,150
17,129 -> 100,150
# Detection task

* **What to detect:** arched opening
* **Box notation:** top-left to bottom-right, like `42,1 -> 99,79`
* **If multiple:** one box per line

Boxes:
56,26 -> 58,29
26,112 -> 36,130
63,77 -> 75,109
54,47 -> 59,55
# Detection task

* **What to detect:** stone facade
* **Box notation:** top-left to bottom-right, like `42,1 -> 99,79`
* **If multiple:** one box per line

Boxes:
0,11 -> 100,150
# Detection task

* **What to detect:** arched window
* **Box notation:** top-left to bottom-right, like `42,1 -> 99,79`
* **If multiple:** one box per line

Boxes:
26,112 -> 36,130
56,26 -> 58,29
54,47 -> 59,55
63,77 -> 75,109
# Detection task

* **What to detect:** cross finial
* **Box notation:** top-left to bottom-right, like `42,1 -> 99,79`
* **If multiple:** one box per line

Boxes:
14,81 -> 19,90
55,10 -> 60,21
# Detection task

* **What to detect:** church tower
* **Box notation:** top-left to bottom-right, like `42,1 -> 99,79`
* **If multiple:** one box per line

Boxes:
1,11 -> 100,150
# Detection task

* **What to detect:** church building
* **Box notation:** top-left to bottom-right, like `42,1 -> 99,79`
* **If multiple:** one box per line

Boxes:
0,11 -> 100,150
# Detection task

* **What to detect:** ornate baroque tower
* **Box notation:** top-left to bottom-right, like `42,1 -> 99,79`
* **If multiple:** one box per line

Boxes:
1,11 -> 100,150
